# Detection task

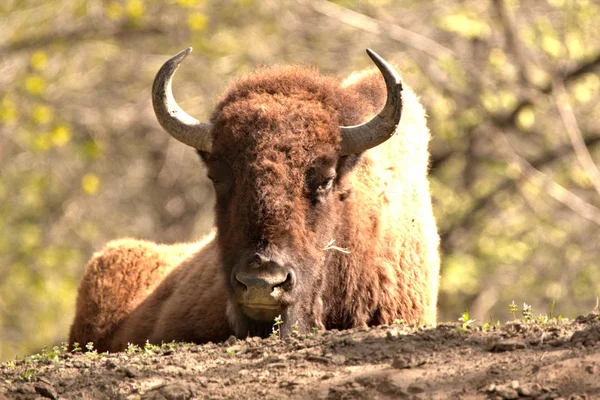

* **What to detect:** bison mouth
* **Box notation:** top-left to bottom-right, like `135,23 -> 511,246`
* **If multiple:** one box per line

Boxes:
240,303 -> 284,322
227,299 -> 300,339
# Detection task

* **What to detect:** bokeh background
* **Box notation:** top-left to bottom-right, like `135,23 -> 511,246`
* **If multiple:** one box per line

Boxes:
1,0 -> 599,361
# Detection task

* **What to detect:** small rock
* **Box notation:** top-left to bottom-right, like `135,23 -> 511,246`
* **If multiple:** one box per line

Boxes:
495,384 -> 519,399
585,365 -> 597,374
196,376 -> 208,387
72,360 -> 90,368
510,380 -> 519,390
124,367 -> 139,378
331,355 -> 346,365
105,360 -> 118,370
486,384 -> 496,392
391,357 -> 410,369
154,383 -> 193,400
306,355 -> 330,364
398,344 -> 415,354
517,384 -> 532,397
488,339 -> 526,352
225,335 -> 237,346
15,383 -> 36,395
34,383 -> 58,400
407,383 -> 426,394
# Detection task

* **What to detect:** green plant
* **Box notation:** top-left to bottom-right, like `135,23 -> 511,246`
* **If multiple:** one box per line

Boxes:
29,344 -> 67,365
20,368 -> 37,382
522,303 -> 533,322
549,300 -> 556,319
126,343 -> 141,354
291,320 -> 299,332
161,341 -> 177,352
144,341 -> 160,355
271,315 -> 284,339
509,301 -> 518,320
71,342 -> 82,353
83,342 -> 106,359
458,310 -> 476,330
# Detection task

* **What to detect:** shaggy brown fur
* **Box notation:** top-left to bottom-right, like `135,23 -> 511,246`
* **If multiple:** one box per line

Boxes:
69,62 -> 440,351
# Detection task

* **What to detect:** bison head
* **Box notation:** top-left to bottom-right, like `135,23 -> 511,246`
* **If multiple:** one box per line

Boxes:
152,48 -> 403,338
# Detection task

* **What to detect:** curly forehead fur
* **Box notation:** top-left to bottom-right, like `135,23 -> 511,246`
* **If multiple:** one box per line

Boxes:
210,65 -> 370,158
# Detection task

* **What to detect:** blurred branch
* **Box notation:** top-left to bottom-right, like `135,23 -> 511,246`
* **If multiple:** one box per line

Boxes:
299,0 -> 455,59
440,133 -> 600,251
494,52 -> 600,127
492,0 -> 530,83
0,23 -> 166,54
495,131 -> 600,226
552,78 -> 600,197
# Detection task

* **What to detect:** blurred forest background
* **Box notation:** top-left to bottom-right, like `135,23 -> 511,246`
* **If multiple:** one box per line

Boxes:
1,0 -> 599,361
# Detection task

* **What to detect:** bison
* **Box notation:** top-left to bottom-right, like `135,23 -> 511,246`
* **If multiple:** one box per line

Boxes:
69,48 -> 440,352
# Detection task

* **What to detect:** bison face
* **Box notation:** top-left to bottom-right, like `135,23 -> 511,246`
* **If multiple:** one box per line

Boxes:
152,47 -> 403,339
201,95 -> 354,338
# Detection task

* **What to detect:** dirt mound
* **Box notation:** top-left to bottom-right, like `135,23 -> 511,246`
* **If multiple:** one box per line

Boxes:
1,315 -> 599,399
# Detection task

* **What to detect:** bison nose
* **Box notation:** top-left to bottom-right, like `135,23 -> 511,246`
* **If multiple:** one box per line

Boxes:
234,271 -> 292,293
233,254 -> 295,301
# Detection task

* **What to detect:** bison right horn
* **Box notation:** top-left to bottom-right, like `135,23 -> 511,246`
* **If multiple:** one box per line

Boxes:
339,49 -> 403,156
152,47 -> 213,153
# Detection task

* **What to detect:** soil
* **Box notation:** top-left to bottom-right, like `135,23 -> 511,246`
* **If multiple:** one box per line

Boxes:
1,314 -> 599,400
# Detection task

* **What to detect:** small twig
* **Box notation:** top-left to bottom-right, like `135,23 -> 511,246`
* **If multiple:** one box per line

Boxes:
0,23 -> 166,54
552,78 -> 600,198
322,239 -> 350,254
299,0 -> 455,59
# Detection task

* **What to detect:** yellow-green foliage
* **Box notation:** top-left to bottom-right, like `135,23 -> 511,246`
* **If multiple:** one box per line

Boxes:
1,0 -> 600,361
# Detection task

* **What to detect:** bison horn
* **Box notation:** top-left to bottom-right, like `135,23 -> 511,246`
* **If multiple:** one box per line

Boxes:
152,47 -> 213,152
339,49 -> 403,156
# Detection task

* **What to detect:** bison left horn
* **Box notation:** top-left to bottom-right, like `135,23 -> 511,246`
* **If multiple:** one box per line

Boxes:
152,47 -> 213,152
152,48 -> 402,155
339,49 -> 403,155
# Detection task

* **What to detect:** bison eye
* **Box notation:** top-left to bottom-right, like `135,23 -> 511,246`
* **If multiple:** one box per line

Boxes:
320,177 -> 334,191
314,174 -> 336,200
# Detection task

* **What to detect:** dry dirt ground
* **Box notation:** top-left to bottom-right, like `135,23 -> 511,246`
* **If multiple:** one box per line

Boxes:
1,314 -> 599,400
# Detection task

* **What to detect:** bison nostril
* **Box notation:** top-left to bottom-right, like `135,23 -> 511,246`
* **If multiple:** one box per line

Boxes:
234,274 -> 248,291
273,273 -> 293,290
234,269 -> 294,294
